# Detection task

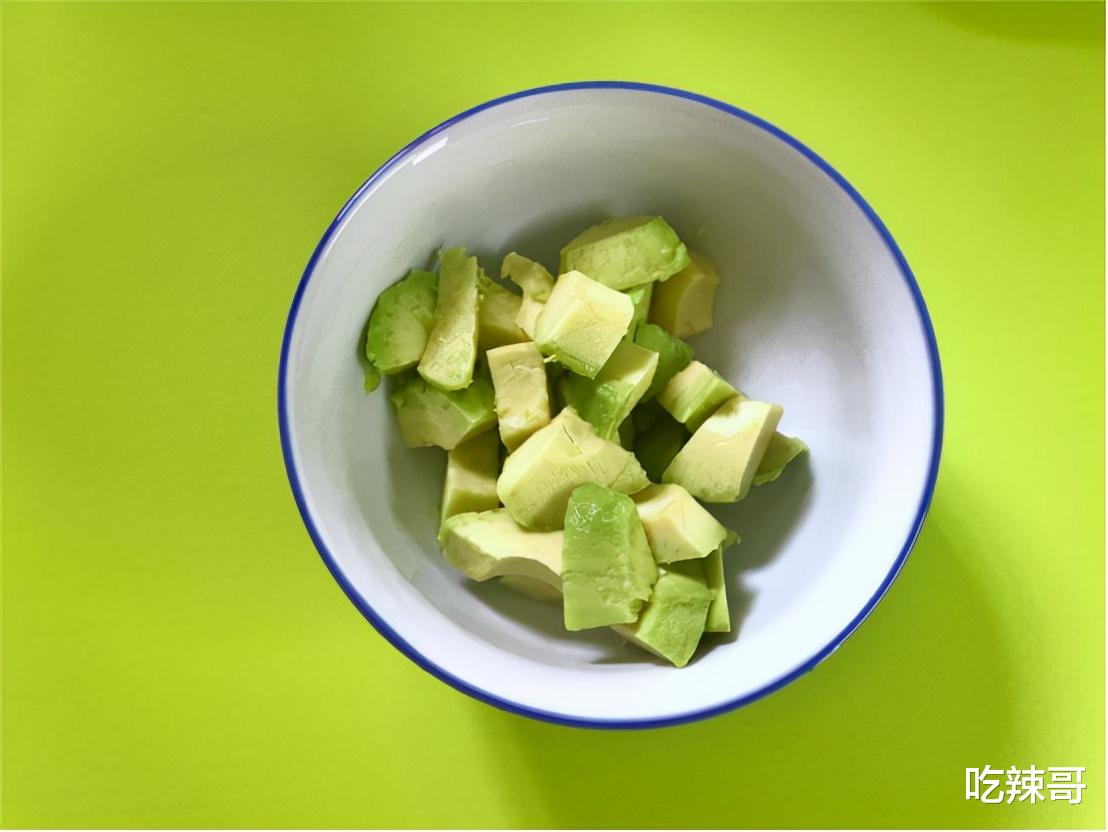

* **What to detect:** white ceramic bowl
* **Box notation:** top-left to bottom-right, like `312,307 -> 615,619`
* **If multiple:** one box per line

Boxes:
279,82 -> 943,728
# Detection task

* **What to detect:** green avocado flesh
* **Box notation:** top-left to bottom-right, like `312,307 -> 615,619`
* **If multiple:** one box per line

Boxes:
754,432 -> 808,485
558,340 -> 659,440
365,217 -> 803,668
389,372 -> 496,450
560,216 -> 690,291
364,269 -> 438,377
657,360 -> 738,432
633,413 -> 688,482
441,430 -> 501,523
562,483 -> 658,631
612,563 -> 713,667
418,247 -> 480,391
477,271 -> 528,351
633,323 -> 695,401
497,407 -> 649,531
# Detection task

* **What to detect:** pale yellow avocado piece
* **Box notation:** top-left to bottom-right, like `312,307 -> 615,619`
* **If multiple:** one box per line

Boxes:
497,407 -> 650,530
560,215 -> 690,291
477,271 -> 528,351
486,341 -> 552,452
664,396 -> 783,502
533,271 -> 634,379
438,509 -> 563,590
440,430 -> 501,523
650,250 -> 720,338
418,247 -> 480,391
390,373 -> 496,450
516,295 -> 545,339
754,432 -> 808,485
498,575 -> 563,602
632,483 -> 729,564
501,252 -> 554,301
657,360 -> 739,433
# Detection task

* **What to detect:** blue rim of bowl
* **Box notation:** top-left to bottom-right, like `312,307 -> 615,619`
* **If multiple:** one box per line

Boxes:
277,80 -> 944,730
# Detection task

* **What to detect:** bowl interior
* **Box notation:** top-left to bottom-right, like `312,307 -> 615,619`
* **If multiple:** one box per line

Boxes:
282,86 -> 939,725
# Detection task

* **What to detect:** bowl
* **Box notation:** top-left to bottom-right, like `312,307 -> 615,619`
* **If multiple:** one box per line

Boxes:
278,82 -> 943,728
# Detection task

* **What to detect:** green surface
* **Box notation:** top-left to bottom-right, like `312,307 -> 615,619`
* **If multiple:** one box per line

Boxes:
2,1 -> 1103,828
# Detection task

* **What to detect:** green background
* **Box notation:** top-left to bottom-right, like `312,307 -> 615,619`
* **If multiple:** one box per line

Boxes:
3,1 -> 1104,828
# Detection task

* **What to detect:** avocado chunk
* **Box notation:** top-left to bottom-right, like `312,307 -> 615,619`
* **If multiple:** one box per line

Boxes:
664,396 -> 782,502
418,247 -> 480,391
633,323 -> 695,401
618,417 -> 635,450
477,271 -> 528,350
657,360 -> 738,432
612,564 -> 712,667
497,407 -> 649,530
498,575 -> 563,602
486,342 -> 552,452
364,269 -> 438,378
624,283 -> 654,338
441,430 -> 501,523
501,252 -> 554,301
533,271 -> 634,378
516,296 -> 545,339
631,398 -> 666,434
558,340 -> 659,440
389,372 -> 496,450
562,483 -> 658,630
559,216 -> 690,290
650,250 -> 720,338
703,531 -> 739,633
632,483 -> 729,563
439,508 -> 562,590
633,413 -> 688,482
754,432 -> 808,485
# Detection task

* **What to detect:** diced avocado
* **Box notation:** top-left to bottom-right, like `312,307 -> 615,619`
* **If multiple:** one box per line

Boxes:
516,295 -> 544,339
364,269 -> 438,377
612,564 -> 712,667
634,414 -> 688,482
418,247 -> 480,391
633,323 -> 695,401
703,531 -> 739,633
664,396 -> 782,502
632,483 -> 728,563
754,432 -> 809,485
557,340 -> 659,440
439,508 -> 562,590
477,271 -> 528,350
559,216 -> 690,290
486,342 -> 552,452
631,398 -> 666,434
618,417 -> 635,450
624,283 -> 654,338
389,372 -> 496,450
650,250 -> 720,338
497,407 -> 649,530
562,483 -> 658,630
498,575 -> 563,602
657,360 -> 738,432
533,271 -> 634,378
501,252 -> 554,301
364,364 -> 382,393
441,430 -> 500,523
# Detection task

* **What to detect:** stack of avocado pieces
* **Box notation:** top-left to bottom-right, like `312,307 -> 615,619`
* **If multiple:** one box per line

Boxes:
363,215 -> 807,667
